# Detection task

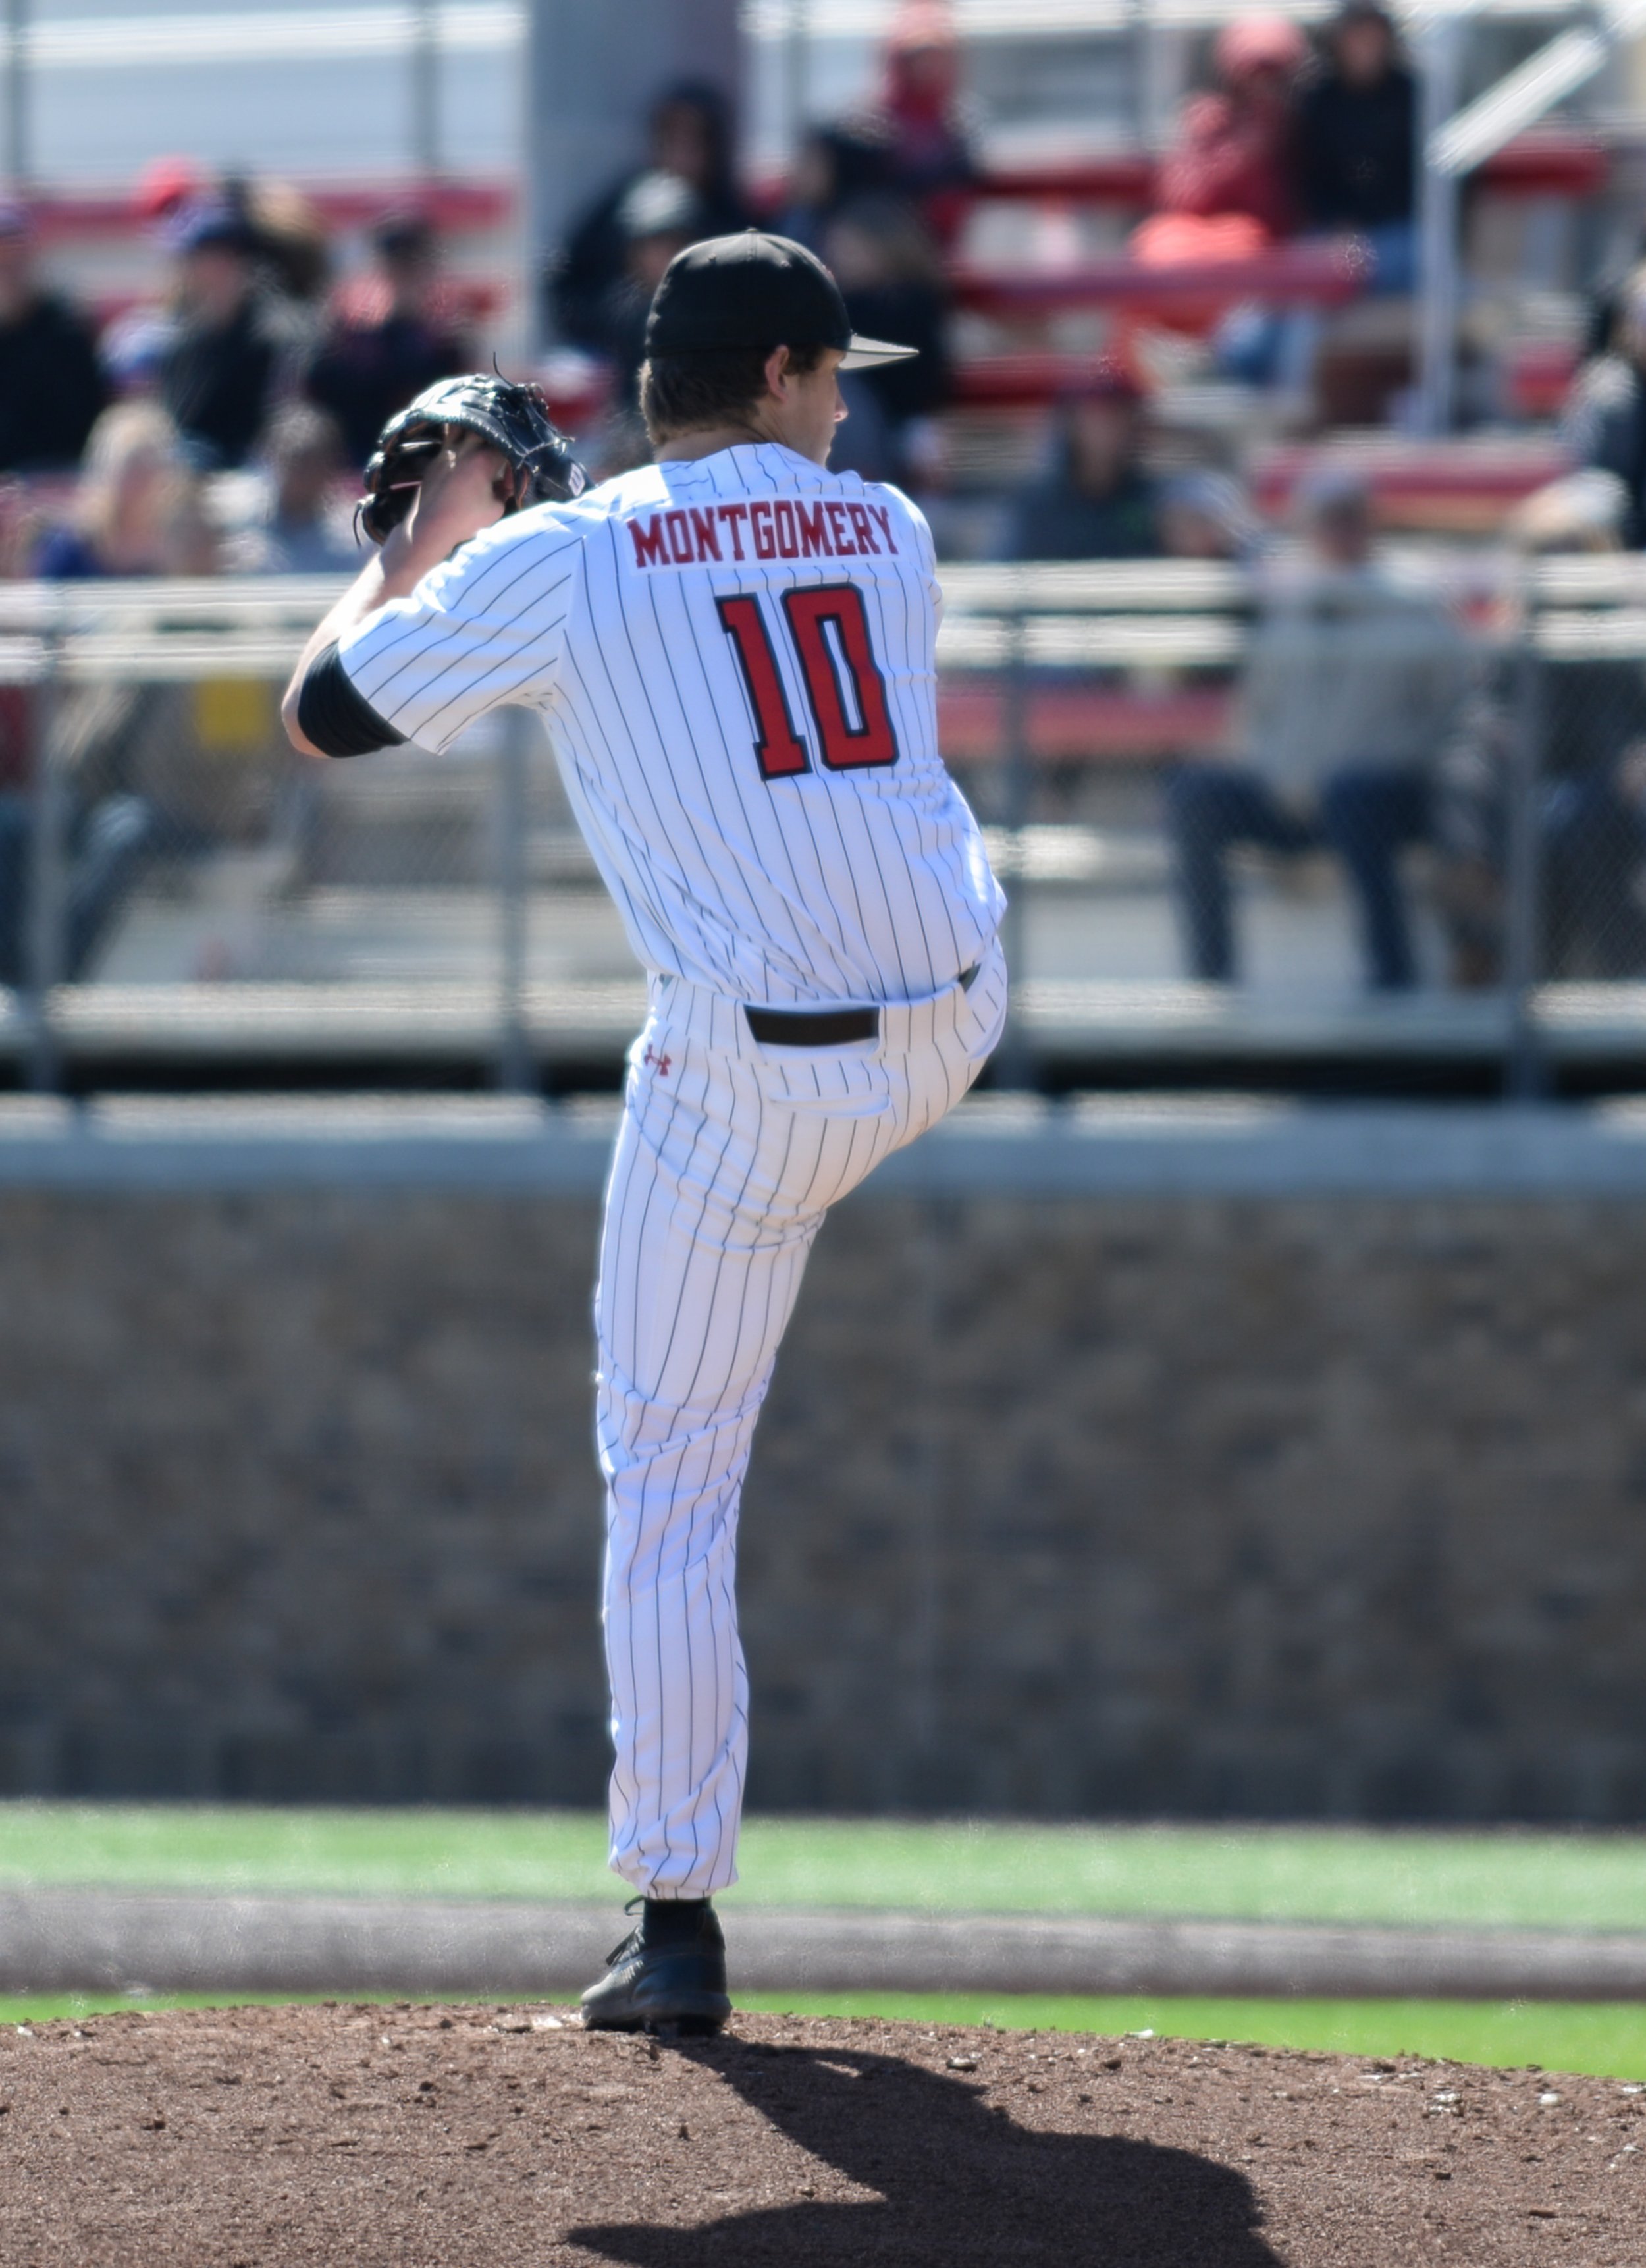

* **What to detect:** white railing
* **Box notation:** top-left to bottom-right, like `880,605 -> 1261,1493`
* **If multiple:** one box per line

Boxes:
0,567 -> 1635,1094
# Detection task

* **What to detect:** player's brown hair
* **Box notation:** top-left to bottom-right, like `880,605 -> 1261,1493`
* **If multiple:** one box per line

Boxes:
639,344 -> 828,444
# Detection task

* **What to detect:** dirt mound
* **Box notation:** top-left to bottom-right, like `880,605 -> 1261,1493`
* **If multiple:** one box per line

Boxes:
1,2002 -> 1643,2265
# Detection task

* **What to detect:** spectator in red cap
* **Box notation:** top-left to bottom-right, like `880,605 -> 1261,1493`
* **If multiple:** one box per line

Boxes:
134,156 -> 206,227
1003,362 -> 1164,560
866,1 -> 977,249
1157,15 -> 1308,244
0,202 -> 107,473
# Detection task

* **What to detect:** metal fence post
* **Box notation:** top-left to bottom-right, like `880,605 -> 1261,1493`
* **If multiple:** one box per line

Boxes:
1416,14 -> 1465,434
785,0 -> 809,166
1503,612 -> 1546,1103
410,0 -> 439,177
4,0 -> 28,191
24,618 -> 63,1094
992,603 -> 1032,1089
494,702 -> 533,1093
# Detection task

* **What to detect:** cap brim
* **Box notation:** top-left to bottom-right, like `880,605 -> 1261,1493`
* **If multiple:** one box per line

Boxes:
840,334 -> 918,370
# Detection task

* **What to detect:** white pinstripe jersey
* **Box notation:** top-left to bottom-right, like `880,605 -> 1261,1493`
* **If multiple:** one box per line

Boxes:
336,441 -> 1004,1008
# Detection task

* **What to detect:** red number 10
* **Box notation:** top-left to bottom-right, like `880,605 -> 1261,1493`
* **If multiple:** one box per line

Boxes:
717,583 -> 900,782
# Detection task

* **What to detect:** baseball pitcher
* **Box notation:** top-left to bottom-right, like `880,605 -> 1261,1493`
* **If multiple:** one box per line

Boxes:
283,232 -> 1006,2033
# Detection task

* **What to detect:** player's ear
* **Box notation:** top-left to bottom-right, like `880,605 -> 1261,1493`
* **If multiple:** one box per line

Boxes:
762,344 -> 792,402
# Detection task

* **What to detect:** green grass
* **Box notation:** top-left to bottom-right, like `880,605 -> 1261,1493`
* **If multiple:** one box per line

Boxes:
740,1996 -> 1646,2082
3,1989 -> 1644,2083
3,1803 -> 1646,1931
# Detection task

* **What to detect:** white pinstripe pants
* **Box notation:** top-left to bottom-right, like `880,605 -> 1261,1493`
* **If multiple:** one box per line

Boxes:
593,938 -> 1007,1899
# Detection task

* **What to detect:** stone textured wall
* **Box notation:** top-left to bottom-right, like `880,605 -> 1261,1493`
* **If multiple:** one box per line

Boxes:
3,1183 -> 1646,1822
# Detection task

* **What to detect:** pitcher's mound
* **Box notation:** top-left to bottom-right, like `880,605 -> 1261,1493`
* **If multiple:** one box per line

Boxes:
2,2002 -> 1642,2265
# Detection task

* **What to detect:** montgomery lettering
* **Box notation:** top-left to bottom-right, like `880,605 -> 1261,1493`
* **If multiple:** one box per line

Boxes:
627,498 -> 900,570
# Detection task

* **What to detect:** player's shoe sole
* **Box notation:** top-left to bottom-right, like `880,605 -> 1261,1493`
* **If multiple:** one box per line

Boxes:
579,1911 -> 732,2035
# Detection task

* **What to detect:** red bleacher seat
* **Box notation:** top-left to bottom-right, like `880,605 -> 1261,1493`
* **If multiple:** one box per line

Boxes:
952,240 -> 1364,320
938,682 -> 1233,766
969,128 -> 1605,212
27,179 -> 514,247
1252,438 -> 1572,534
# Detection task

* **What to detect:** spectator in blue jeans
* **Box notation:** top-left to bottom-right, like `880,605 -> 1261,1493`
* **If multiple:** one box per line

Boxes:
1164,466 -> 1467,988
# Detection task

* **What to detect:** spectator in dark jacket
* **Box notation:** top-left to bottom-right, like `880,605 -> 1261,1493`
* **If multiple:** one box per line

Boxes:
1564,267 -> 1646,549
776,124 -> 893,258
304,212 -> 469,466
593,173 -> 710,414
0,202 -> 107,472
1004,363 -> 1163,561
822,193 -> 951,488
548,82 -> 750,349
1296,3 -> 1419,294
159,203 -> 286,469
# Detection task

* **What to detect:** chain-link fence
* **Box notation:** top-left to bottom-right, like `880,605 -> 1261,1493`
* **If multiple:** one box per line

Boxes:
7,562 -> 1646,1093
0,577 -> 645,1089
938,555 -> 1646,1094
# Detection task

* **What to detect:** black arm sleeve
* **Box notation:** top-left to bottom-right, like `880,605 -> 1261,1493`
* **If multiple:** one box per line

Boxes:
296,640 -> 406,758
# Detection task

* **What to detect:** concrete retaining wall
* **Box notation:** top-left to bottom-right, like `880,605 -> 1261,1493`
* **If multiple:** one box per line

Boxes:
4,1098 -> 1646,1822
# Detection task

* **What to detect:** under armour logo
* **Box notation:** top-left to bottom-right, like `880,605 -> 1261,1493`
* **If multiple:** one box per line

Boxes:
643,1046 -> 672,1076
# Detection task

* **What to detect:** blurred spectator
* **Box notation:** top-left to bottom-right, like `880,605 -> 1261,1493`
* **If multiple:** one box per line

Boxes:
1564,267 -> 1646,549
823,194 -> 950,488
1157,16 -> 1308,245
223,404 -> 359,574
232,175 -> 331,306
100,305 -> 176,400
1296,4 -> 1419,294
1435,472 -> 1646,983
34,402 -> 213,578
1159,469 -> 1261,562
1,399 -> 203,981
0,202 -> 107,473
1142,16 -> 1310,391
137,157 -> 329,305
1003,364 -> 1163,561
550,82 -> 750,349
777,123 -> 893,257
599,173 -> 711,413
1163,466 -> 1466,990
160,203 -> 288,470
865,2 -> 978,249
305,212 -> 469,467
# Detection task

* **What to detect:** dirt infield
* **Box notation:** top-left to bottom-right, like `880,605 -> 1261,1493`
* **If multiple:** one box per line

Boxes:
1,2004 -> 1644,2265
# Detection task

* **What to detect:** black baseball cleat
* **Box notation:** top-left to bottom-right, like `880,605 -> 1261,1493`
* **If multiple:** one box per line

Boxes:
580,1897 -> 732,2035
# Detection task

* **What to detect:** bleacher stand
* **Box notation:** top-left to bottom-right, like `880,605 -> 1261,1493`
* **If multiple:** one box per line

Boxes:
0,5 -> 1640,1083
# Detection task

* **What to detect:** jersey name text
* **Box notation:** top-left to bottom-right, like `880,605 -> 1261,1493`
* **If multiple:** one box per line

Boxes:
627,497 -> 899,571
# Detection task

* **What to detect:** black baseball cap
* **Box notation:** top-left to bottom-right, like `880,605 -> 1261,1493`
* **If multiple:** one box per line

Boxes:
645,230 -> 916,369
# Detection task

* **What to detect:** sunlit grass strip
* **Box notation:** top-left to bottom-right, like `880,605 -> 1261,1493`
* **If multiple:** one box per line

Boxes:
737,1994 -> 1646,2080
3,1804 -> 1646,1932
3,1989 -> 1645,2082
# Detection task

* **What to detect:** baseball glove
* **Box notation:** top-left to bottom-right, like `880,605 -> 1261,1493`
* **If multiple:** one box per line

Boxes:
358,373 -> 588,544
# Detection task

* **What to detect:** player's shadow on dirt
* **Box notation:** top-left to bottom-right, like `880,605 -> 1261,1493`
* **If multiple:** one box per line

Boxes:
570,2038 -> 1285,2266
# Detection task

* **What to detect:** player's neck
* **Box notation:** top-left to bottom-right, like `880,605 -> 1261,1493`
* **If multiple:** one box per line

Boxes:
656,417 -> 815,466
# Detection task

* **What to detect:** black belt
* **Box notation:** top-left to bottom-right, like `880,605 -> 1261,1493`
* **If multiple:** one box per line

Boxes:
745,964 -> 978,1048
